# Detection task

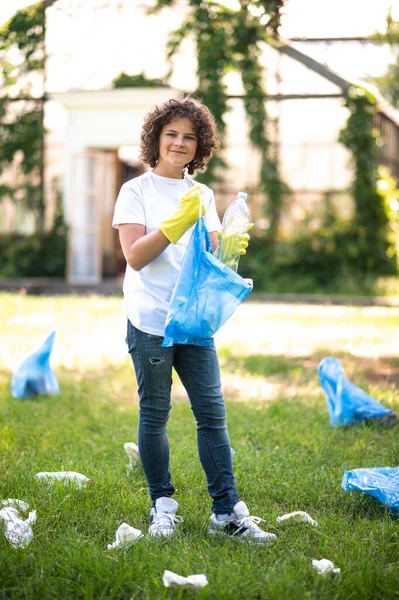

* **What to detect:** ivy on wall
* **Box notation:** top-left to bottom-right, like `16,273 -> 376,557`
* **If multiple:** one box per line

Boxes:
112,72 -> 168,88
339,86 -> 397,274
0,2 -> 47,232
369,8 -> 399,109
152,0 -> 288,242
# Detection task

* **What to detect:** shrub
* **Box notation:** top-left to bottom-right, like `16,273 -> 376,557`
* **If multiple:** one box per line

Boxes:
0,213 -> 67,278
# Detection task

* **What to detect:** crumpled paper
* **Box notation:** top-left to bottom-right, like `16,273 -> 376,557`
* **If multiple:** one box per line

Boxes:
0,500 -> 36,548
1,499 -> 30,511
35,471 -> 94,488
124,443 -> 140,473
277,511 -> 318,527
107,522 -> 143,549
162,570 -> 209,589
312,559 -> 341,578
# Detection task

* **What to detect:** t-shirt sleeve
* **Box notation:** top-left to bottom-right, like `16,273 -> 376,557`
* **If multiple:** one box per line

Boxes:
112,181 -> 145,229
203,190 -> 221,233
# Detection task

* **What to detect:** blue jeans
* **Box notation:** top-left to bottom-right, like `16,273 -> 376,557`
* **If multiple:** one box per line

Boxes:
126,320 -> 239,514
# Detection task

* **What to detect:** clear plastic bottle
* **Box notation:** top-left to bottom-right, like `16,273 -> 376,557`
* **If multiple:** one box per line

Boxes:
35,471 -> 94,487
216,191 -> 250,272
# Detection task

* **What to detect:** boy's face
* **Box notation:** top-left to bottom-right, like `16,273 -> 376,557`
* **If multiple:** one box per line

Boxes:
157,117 -> 198,174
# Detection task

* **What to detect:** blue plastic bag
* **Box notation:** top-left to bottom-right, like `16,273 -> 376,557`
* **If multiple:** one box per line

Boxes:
342,467 -> 399,514
318,357 -> 395,427
162,218 -> 253,347
11,331 -> 59,398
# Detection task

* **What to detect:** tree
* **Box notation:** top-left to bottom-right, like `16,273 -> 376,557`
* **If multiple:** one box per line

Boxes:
0,1 -> 57,233
369,8 -> 399,108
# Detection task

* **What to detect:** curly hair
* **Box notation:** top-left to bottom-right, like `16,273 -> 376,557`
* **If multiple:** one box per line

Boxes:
139,97 -> 220,175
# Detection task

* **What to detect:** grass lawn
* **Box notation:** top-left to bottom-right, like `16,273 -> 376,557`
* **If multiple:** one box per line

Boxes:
1,292 -> 399,599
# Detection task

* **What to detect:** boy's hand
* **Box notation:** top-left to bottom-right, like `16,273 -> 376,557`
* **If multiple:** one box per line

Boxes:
160,184 -> 207,244
217,223 -> 254,264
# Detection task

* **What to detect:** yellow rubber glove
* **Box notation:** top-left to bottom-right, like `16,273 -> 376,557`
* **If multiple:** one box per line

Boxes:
160,184 -> 207,244
216,223 -> 254,266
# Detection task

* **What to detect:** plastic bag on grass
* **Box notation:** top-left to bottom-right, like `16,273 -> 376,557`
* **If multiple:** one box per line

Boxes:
163,570 -> 208,589
0,501 -> 36,548
107,523 -> 143,549
342,467 -> 399,515
11,331 -> 59,398
318,357 -> 396,427
162,218 -> 253,348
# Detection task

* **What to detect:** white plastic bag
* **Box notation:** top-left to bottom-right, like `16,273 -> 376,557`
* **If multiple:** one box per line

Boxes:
163,570 -> 208,589
107,522 -> 143,549
0,502 -> 36,549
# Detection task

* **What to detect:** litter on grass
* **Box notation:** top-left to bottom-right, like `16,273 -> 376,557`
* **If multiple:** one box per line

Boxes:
107,523 -> 143,549
312,559 -> 341,579
0,500 -> 36,548
342,467 -> 399,515
35,471 -> 94,488
276,511 -> 318,527
0,499 -> 30,511
318,357 -> 396,427
124,442 -> 140,473
11,331 -> 59,398
162,570 -> 209,589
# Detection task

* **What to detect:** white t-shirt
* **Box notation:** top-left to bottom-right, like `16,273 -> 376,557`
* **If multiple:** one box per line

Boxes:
112,170 -> 221,336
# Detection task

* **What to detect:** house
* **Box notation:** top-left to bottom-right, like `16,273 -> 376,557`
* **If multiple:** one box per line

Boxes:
2,1 -> 399,283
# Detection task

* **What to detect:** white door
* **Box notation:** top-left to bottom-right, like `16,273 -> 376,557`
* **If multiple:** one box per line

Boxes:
67,151 -> 117,284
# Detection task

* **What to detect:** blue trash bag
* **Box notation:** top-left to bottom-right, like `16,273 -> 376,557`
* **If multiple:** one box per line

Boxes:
162,218 -> 253,347
11,331 -> 59,398
342,467 -> 399,514
318,356 -> 395,427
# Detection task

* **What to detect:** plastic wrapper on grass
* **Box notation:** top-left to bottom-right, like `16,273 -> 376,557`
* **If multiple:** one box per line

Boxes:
107,523 -> 143,549
318,357 -> 396,427
342,467 -> 399,515
312,559 -> 341,579
124,442 -> 140,473
277,511 -> 318,527
163,570 -> 208,589
0,501 -> 36,549
11,331 -> 59,398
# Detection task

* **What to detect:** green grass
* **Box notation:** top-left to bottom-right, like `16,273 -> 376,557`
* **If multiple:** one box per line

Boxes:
1,293 -> 399,599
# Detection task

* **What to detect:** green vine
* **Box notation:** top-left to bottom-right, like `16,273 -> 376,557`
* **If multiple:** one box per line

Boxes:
112,72 -> 168,88
152,0 -> 288,241
339,86 -> 397,274
0,2 -> 46,232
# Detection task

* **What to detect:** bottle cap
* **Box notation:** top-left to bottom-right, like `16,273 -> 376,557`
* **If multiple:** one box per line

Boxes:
237,192 -> 247,200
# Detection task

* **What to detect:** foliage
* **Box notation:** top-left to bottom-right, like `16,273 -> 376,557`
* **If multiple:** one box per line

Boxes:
369,8 -> 399,108
240,216 -> 397,295
0,212 -> 67,277
338,86 -> 398,276
1,295 -> 399,599
0,2 -> 46,232
112,71 -> 168,88
152,0 -> 289,240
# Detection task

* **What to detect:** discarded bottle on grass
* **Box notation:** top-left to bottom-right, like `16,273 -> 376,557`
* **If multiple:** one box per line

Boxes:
216,191 -> 250,272
35,471 -> 94,488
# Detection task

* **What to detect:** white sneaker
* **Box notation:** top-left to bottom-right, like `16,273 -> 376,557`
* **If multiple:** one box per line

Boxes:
148,497 -> 183,537
209,501 -> 276,544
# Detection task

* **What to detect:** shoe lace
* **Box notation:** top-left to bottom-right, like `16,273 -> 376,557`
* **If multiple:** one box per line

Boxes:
152,512 -> 183,530
238,515 -> 265,533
